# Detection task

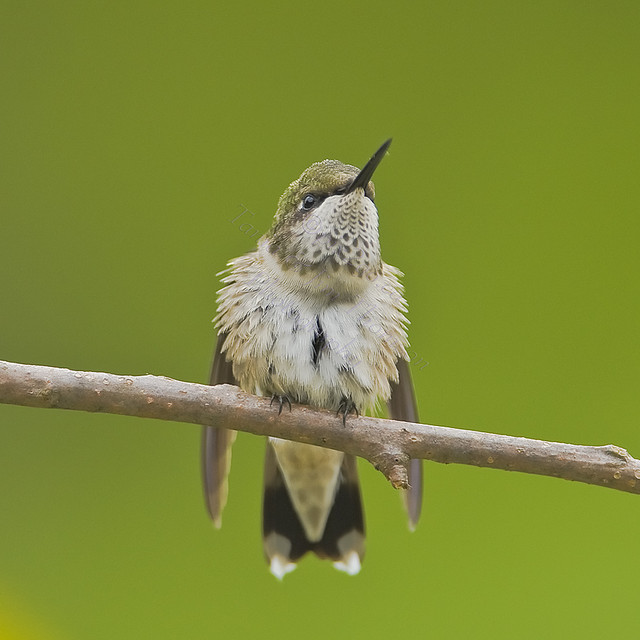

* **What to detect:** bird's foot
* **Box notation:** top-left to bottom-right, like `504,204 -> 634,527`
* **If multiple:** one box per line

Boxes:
270,395 -> 292,416
337,398 -> 359,426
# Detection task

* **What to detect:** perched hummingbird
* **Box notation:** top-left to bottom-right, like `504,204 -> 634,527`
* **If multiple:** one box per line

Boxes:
202,140 -> 422,578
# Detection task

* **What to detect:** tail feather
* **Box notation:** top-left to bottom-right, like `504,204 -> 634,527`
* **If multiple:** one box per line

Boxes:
314,454 -> 364,573
262,444 -> 314,574
262,446 -> 365,578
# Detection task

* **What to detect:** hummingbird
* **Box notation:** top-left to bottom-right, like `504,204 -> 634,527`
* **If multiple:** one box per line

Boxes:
201,139 -> 422,578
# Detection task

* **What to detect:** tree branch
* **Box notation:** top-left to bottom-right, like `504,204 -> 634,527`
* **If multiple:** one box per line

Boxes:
1,359 -> 639,494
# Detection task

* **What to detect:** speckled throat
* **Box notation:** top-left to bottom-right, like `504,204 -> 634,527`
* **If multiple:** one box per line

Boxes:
268,189 -> 383,279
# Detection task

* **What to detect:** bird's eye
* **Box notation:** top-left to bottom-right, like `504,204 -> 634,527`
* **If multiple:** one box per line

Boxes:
302,194 -> 317,210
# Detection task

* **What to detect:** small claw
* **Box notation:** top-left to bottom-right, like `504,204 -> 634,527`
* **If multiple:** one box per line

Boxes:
270,395 -> 292,415
337,398 -> 358,426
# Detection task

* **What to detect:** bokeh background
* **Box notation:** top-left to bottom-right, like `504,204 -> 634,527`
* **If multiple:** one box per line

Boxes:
1,2 -> 639,638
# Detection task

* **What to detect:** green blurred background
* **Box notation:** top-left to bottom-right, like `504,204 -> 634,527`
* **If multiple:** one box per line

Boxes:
1,1 -> 639,638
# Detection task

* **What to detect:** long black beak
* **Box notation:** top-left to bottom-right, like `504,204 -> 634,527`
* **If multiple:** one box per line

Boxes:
346,138 -> 392,194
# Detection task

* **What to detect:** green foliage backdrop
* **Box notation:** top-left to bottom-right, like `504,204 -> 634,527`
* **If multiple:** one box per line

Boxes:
1,2 -> 639,638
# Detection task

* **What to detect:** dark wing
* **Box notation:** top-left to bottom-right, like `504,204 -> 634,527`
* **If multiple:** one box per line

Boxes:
201,332 -> 237,528
387,359 -> 423,529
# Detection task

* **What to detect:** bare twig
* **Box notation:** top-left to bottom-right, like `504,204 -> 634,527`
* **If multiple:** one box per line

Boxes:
1,359 -> 639,494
